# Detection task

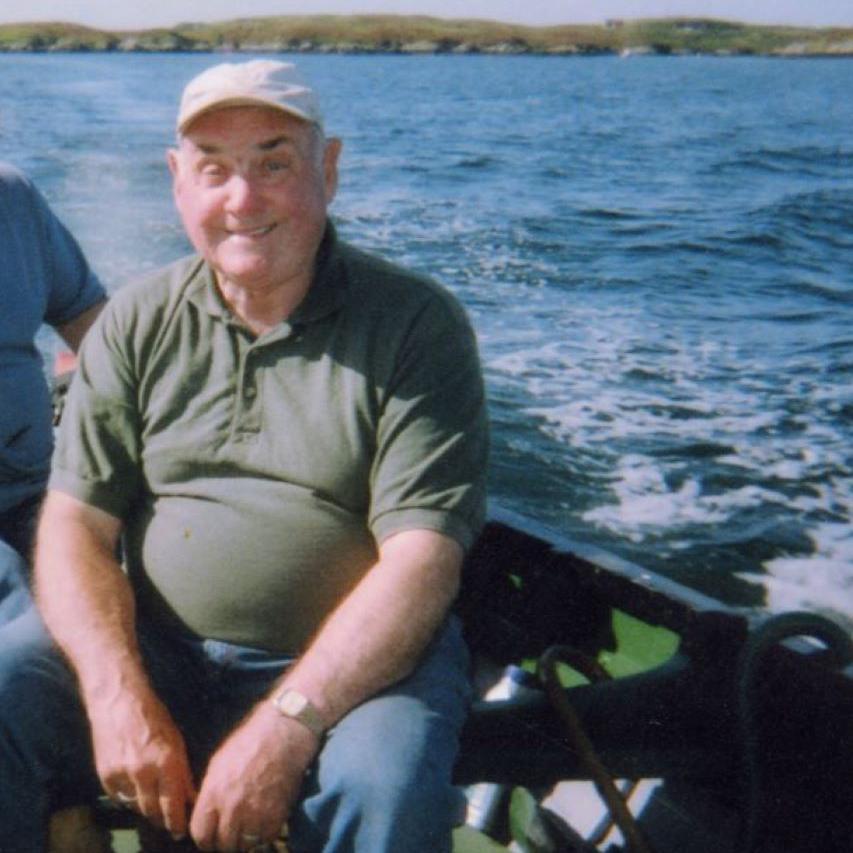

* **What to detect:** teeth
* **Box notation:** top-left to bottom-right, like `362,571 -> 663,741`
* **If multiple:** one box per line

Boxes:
230,225 -> 273,237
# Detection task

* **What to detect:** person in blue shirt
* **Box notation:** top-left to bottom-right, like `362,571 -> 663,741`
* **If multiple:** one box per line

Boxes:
0,162 -> 106,621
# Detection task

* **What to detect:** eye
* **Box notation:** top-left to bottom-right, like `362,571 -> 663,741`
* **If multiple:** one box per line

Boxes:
257,154 -> 293,183
198,161 -> 228,185
261,158 -> 291,179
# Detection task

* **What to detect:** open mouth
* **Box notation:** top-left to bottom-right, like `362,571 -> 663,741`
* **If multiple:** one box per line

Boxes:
228,224 -> 276,239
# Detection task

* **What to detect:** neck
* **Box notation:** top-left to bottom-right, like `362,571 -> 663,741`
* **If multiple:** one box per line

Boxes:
217,272 -> 312,336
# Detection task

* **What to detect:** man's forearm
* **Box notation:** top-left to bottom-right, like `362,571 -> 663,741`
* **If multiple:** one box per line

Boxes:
55,299 -> 106,352
34,490 -> 148,703
35,491 -> 197,833
276,528 -> 464,729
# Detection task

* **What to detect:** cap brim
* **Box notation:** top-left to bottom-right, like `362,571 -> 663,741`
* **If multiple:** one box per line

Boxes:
178,96 -> 316,134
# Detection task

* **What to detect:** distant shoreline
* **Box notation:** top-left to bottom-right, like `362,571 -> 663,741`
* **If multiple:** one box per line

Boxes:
1,15 -> 852,57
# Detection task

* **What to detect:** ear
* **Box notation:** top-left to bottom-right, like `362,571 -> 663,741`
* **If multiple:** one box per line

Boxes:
166,147 -> 181,180
322,137 -> 343,204
167,148 -> 186,210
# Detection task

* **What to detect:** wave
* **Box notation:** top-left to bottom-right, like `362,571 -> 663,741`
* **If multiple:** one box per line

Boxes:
741,520 -> 853,631
577,207 -> 640,221
456,154 -> 498,169
711,145 -> 853,178
748,188 -> 853,249
754,309 -> 832,324
784,281 -> 853,306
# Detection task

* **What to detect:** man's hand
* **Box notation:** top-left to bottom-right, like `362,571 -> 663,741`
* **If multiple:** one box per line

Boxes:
89,689 -> 196,840
190,703 -> 318,852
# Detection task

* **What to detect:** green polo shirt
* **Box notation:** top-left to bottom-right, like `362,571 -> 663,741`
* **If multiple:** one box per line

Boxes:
51,224 -> 488,653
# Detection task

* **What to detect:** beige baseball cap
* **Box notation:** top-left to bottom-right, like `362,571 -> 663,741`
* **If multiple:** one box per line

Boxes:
177,59 -> 323,134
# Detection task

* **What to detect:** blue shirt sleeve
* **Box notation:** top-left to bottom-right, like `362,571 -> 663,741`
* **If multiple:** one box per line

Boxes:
30,178 -> 107,326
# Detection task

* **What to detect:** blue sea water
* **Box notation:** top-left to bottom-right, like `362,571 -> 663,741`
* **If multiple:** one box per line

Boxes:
1,52 -> 850,624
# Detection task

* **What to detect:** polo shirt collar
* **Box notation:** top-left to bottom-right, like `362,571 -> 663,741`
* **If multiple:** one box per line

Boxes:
290,221 -> 346,325
189,262 -> 229,322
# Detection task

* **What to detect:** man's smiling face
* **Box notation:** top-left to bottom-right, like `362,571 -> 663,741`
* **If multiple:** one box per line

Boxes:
168,105 -> 340,295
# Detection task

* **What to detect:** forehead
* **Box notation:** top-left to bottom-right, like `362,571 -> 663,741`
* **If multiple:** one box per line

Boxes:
180,105 -> 314,155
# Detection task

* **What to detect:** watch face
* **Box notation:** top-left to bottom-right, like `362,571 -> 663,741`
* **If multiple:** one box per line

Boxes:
279,690 -> 307,716
274,689 -> 324,736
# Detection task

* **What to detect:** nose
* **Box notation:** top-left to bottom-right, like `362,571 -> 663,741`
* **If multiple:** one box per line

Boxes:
224,172 -> 263,215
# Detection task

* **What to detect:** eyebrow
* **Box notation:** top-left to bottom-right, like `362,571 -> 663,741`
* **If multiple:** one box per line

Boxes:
193,135 -> 295,156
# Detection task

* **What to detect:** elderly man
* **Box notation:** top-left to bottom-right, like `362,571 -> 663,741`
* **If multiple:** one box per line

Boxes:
0,60 -> 487,853
0,163 -> 106,621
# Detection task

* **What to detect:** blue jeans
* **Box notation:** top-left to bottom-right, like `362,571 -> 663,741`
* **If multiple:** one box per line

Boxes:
0,611 -> 471,852
0,539 -> 33,624
0,495 -> 40,624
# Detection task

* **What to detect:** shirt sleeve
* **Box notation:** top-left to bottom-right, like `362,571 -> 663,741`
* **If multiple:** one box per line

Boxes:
48,299 -> 142,519
368,291 -> 489,552
30,182 -> 107,327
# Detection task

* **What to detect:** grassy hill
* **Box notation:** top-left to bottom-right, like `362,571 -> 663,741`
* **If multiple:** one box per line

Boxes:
0,15 -> 851,55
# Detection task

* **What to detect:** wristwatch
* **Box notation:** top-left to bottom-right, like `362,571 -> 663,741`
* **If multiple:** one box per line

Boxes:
271,688 -> 326,738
